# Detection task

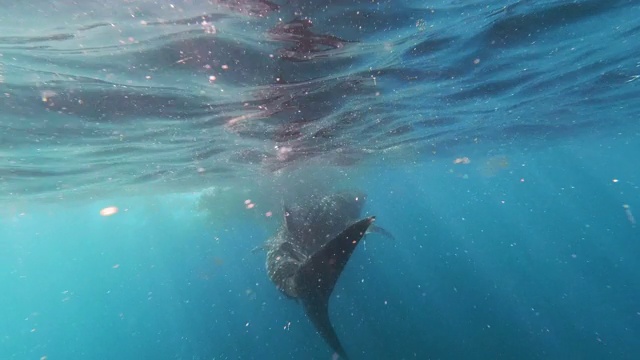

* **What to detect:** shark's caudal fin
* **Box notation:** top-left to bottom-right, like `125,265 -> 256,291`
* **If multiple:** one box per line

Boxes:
294,216 -> 375,360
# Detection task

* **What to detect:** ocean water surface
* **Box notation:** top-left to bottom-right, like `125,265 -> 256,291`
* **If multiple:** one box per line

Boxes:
1,0 -> 639,359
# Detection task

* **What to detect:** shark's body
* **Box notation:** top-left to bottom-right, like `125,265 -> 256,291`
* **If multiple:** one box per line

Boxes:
265,192 -> 374,359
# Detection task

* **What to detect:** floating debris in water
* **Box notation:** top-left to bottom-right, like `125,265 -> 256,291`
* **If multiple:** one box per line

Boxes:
453,157 -> 471,164
623,204 -> 636,226
245,198 -> 259,209
41,90 -> 57,102
276,146 -> 293,161
201,21 -> 216,34
480,155 -> 510,177
99,206 -> 118,217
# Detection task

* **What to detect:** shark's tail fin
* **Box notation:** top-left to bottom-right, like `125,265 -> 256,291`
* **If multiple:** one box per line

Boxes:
295,216 -> 375,360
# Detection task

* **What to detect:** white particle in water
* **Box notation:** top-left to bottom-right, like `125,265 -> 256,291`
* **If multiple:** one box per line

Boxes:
623,204 -> 636,226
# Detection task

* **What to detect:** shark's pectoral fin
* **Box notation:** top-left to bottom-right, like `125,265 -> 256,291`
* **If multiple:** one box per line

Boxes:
294,216 -> 375,360
250,244 -> 266,254
368,223 -> 395,241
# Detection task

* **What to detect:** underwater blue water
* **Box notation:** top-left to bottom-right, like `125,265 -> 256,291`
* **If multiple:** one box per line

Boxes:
1,1 -> 639,359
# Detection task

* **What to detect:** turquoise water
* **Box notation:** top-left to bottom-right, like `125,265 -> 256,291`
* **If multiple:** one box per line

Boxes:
1,1 -> 639,359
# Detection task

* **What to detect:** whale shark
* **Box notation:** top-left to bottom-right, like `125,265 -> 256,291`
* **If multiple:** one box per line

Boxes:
263,192 -> 380,359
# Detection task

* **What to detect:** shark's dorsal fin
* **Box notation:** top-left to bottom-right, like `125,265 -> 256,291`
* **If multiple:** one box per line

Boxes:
294,216 -> 375,360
